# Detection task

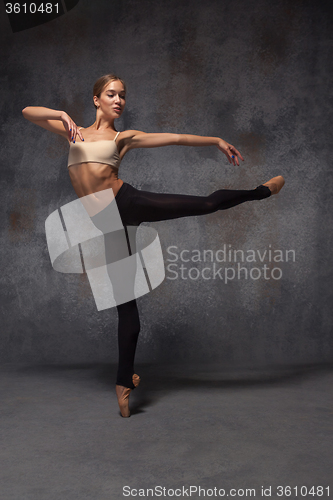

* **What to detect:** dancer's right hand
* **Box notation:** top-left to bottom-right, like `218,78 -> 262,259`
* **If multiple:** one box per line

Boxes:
60,112 -> 84,143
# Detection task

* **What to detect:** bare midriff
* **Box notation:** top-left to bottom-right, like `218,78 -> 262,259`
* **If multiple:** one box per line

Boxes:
68,162 -> 124,199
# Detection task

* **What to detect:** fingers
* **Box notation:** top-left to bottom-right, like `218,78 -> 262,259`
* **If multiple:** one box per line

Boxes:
69,123 -> 83,143
225,151 -> 232,164
70,122 -> 77,143
64,118 -> 76,143
63,118 -> 72,142
77,128 -> 84,141
231,153 -> 238,166
232,146 -> 244,163
226,147 -> 237,166
228,151 -> 236,166
228,145 -> 244,166
70,125 -> 76,143
62,113 -> 82,143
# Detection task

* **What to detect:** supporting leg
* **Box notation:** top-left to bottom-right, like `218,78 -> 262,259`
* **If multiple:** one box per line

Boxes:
116,299 -> 140,388
115,299 -> 141,417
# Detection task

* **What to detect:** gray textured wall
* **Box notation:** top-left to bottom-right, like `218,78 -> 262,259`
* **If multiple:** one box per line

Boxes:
1,0 -> 332,366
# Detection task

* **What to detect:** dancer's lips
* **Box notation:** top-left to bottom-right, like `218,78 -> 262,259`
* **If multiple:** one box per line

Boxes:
114,107 -> 122,113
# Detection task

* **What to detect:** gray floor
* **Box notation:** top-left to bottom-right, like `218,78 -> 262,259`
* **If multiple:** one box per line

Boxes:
1,363 -> 332,500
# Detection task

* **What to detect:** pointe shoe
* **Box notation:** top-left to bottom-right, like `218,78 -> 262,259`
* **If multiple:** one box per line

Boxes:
116,374 -> 141,418
263,175 -> 285,195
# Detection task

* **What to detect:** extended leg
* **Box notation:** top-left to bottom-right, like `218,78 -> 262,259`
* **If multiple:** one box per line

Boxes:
118,181 -> 280,226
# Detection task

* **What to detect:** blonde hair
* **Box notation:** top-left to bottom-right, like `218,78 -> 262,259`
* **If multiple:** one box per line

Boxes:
93,74 -> 126,109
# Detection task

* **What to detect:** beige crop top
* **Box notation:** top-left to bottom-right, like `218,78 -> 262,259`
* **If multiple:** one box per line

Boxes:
67,130 -> 121,168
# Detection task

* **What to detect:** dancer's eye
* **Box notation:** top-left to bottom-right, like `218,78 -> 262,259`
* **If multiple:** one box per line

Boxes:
107,94 -> 125,99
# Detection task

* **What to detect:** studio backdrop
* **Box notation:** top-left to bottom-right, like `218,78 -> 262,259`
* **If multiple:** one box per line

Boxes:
1,0 -> 332,366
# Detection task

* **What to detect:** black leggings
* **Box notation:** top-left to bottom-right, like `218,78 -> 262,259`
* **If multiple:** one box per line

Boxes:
111,182 -> 271,388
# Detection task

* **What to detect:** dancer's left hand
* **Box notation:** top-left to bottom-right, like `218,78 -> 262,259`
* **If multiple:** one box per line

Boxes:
217,139 -> 244,166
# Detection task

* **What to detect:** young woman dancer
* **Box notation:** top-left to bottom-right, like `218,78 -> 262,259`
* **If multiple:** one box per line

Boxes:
22,74 -> 284,417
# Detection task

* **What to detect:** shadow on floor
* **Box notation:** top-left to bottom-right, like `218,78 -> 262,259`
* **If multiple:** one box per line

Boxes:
3,361 -> 333,416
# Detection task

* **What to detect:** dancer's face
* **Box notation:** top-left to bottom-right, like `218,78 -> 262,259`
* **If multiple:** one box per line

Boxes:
94,80 -> 126,119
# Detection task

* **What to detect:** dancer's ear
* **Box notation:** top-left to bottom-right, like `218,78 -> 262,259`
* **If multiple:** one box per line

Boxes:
93,96 -> 100,109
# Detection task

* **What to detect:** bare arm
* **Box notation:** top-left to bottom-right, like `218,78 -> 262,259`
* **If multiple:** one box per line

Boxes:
22,106 -> 83,142
121,131 -> 244,166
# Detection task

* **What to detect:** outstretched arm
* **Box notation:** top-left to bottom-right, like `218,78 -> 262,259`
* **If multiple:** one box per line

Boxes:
121,131 -> 244,166
22,107 -> 83,142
